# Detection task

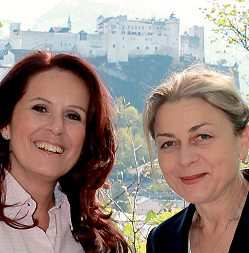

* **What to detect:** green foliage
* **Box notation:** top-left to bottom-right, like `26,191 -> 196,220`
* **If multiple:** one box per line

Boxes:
114,97 -> 149,172
103,97 -> 182,252
123,221 -> 146,253
145,209 -> 181,225
202,0 -> 249,51
117,208 -> 180,253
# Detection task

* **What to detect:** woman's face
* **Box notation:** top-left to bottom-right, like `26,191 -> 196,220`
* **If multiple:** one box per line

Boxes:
154,97 -> 249,204
4,68 -> 90,184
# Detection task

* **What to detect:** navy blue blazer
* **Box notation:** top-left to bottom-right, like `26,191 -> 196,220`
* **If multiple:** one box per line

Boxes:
147,172 -> 249,253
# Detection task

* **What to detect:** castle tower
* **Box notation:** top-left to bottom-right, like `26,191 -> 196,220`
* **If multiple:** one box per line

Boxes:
67,16 -> 72,32
10,23 -> 21,34
9,23 -> 22,49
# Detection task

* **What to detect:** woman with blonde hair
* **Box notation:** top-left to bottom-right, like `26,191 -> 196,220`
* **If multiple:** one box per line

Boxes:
144,66 -> 249,253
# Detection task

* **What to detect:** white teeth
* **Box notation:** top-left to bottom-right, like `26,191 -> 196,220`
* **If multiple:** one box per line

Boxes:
35,142 -> 64,154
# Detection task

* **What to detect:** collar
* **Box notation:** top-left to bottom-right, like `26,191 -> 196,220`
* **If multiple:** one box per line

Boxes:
3,170 -> 70,226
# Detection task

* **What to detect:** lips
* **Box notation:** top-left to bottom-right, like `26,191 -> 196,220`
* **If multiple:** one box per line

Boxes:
34,141 -> 64,154
180,173 -> 207,185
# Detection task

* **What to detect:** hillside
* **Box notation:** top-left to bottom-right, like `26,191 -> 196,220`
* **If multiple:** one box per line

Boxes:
88,55 -> 174,111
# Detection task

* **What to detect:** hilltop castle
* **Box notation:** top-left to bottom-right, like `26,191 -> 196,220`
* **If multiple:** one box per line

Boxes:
4,15 -> 204,64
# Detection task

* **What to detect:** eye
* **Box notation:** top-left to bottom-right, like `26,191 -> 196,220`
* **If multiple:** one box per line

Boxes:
195,134 -> 212,143
160,140 -> 177,150
32,104 -> 48,113
65,112 -> 82,122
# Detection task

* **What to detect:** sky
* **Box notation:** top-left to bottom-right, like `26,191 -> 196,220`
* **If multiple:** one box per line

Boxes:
0,0 -> 208,31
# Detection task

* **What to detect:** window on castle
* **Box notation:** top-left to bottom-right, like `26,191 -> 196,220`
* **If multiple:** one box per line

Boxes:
137,46 -> 140,50
113,44 -> 116,48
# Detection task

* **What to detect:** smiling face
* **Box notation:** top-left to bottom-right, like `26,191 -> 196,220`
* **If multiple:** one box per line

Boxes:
4,68 -> 90,185
154,97 -> 249,204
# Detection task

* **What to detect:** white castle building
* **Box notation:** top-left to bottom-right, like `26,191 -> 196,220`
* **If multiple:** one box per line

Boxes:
180,25 -> 205,62
4,15 -> 204,64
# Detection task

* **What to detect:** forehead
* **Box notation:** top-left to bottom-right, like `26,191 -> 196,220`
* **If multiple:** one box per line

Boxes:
16,68 -> 90,109
154,98 -> 232,134
25,68 -> 88,94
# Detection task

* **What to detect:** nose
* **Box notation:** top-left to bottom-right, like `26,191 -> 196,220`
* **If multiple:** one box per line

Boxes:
178,145 -> 199,167
48,114 -> 64,136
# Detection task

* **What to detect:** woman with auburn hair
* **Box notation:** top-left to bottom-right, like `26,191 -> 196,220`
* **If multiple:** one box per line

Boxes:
144,66 -> 249,253
0,51 -> 128,253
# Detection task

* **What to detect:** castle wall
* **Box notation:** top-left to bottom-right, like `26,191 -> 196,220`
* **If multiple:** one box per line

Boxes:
8,16 -> 204,63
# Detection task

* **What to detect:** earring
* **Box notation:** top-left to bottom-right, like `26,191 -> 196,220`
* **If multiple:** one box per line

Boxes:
1,130 -> 10,140
242,156 -> 249,165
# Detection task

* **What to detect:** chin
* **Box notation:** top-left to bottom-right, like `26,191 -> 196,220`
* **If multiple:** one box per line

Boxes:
176,191 -> 206,205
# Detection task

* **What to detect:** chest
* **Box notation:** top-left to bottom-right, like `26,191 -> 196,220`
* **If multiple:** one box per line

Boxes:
0,212 -> 84,253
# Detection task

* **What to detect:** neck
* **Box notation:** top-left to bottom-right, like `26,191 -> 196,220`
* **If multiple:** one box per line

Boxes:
194,174 -> 248,231
10,169 -> 56,212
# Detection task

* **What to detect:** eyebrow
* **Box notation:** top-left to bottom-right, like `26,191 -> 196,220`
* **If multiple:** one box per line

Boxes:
30,97 -> 88,113
189,122 -> 212,132
155,122 -> 212,138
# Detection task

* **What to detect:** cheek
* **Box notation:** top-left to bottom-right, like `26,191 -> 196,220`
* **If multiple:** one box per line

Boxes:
10,112 -> 38,135
211,144 -> 238,166
71,127 -> 86,152
9,120 -> 32,142
158,152 -> 176,175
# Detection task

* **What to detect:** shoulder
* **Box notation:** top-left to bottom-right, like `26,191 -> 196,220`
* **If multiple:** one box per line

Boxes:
147,204 -> 195,253
150,206 -> 192,238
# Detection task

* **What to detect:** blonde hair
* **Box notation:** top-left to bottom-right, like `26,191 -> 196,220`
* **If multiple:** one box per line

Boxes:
143,66 -> 249,153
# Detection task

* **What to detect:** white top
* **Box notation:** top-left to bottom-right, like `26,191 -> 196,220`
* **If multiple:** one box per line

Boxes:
0,171 -> 84,253
188,238 -> 192,253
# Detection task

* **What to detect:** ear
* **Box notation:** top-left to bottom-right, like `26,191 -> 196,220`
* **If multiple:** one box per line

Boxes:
239,126 -> 249,161
0,125 -> 10,140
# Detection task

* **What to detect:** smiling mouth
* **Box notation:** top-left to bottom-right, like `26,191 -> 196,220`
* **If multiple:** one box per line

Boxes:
180,173 -> 207,185
35,142 -> 64,154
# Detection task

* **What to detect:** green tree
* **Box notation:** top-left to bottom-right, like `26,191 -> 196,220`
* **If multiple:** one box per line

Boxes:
202,0 -> 249,51
103,97 -> 182,252
114,97 -> 148,172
